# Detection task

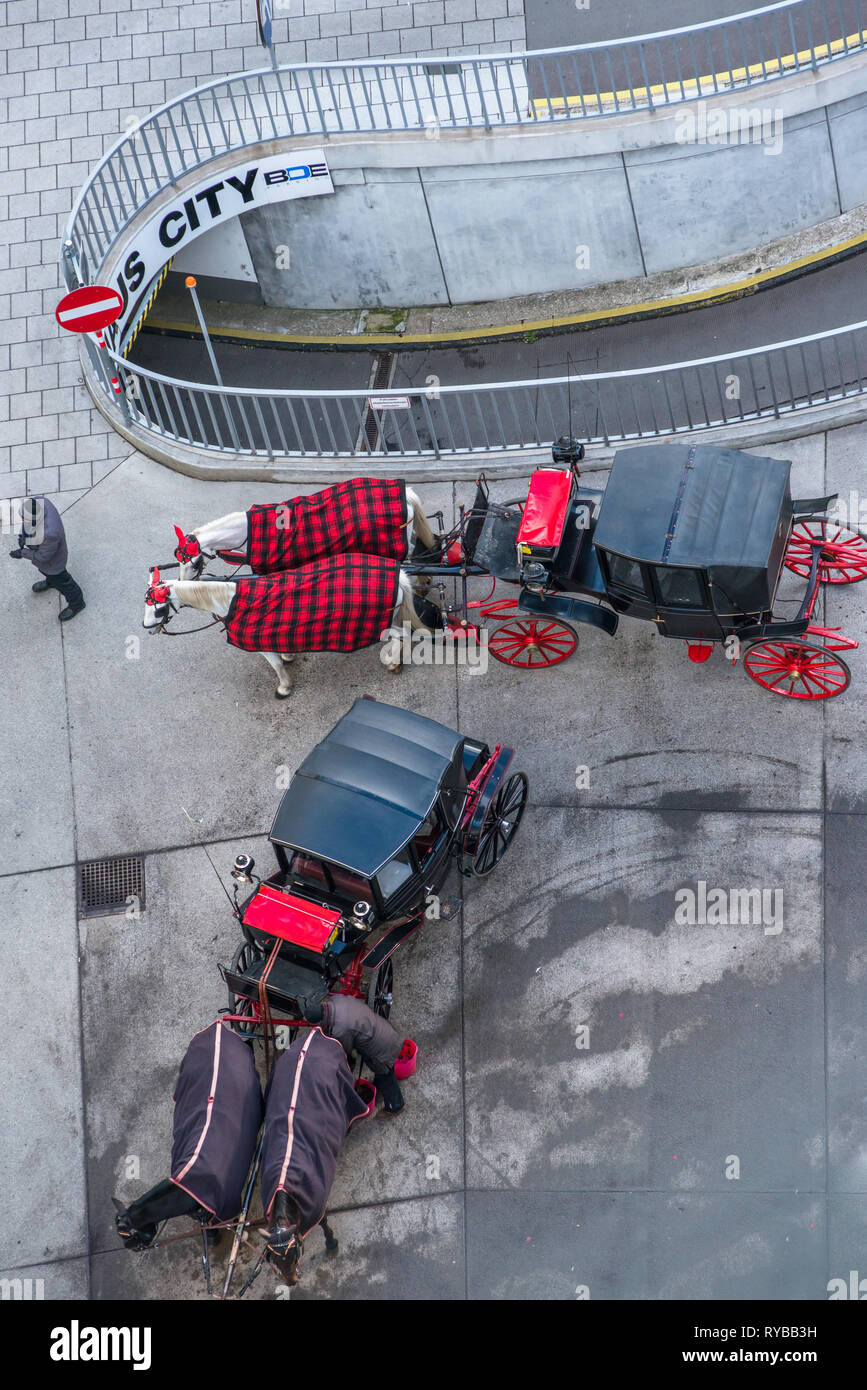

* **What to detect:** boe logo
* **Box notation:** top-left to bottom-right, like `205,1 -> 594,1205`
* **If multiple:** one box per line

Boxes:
263,162 -> 329,186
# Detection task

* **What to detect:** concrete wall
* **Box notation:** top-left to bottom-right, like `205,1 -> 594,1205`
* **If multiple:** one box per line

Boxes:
103,56 -> 867,312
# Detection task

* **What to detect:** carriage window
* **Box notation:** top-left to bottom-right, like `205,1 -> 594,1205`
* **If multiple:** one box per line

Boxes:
412,815 -> 443,863
290,854 -> 329,891
607,553 -> 647,595
375,848 -> 414,902
655,566 -> 706,608
289,853 -> 370,902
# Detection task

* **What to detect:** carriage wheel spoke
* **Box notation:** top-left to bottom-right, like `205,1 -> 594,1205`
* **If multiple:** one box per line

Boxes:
744,640 -> 850,700
488,617 -> 577,668
465,771 -> 529,876
785,520 -> 867,584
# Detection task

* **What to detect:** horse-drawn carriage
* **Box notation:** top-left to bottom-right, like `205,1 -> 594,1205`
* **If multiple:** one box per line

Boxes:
405,440 -> 864,700
160,446 -> 863,700
221,696 -> 528,1033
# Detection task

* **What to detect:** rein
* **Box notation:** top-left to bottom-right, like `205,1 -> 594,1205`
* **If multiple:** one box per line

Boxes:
160,615 -> 225,637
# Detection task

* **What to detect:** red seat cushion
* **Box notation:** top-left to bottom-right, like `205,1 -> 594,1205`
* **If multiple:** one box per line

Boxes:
516,470 -> 573,550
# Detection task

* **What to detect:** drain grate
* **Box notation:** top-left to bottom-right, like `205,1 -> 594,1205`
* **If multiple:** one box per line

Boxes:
358,352 -> 395,453
78,855 -> 146,917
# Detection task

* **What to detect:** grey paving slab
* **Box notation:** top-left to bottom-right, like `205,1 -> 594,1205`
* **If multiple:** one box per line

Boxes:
0,1257 -> 89,1301
462,806 -> 824,1192
93,1193 -> 463,1300
0,866 -> 87,1271
827,1195 -> 867,1297
454,438 -> 827,814
824,421 -> 867,811
0,546 -> 75,874
824,815 -> 867,1194
466,1191 -> 826,1300
61,455 -> 457,860
80,845 -> 242,1262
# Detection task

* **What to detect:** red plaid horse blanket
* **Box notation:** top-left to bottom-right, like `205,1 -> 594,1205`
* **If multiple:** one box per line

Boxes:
224,553 -> 400,654
247,478 -> 408,574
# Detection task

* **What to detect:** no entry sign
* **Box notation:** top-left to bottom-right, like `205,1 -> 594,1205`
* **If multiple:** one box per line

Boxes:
56,285 -> 124,334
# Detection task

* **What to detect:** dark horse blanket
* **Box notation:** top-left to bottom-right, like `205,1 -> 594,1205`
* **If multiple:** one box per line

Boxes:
261,1029 -> 368,1236
223,553 -> 400,654
170,1021 -> 264,1221
248,479 -> 408,575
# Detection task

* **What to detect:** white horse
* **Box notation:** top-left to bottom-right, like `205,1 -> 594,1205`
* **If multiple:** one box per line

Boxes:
142,567 -> 429,698
174,484 -> 436,580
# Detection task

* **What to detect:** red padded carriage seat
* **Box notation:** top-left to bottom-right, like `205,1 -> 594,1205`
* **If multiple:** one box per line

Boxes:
516,469 -> 573,552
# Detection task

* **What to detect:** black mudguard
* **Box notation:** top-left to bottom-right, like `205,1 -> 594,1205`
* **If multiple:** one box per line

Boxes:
517,588 -> 619,637
792,494 -> 837,517
737,618 -> 810,642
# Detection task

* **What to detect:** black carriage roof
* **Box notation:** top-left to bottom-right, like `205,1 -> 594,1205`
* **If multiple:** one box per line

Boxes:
593,445 -> 792,568
269,698 -> 464,877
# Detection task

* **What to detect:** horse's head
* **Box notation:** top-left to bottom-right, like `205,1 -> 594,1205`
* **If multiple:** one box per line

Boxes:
113,1201 -> 156,1252
142,566 -> 173,633
264,1193 -> 303,1286
173,525 -> 204,581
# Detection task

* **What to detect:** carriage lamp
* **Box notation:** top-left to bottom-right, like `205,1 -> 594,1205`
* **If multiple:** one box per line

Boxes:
231,853 -> 255,882
551,436 -> 585,467
521,560 -> 549,593
351,900 -> 373,927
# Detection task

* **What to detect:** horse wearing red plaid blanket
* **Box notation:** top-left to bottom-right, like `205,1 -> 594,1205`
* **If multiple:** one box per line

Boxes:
142,554 -> 428,697
172,478 -> 436,579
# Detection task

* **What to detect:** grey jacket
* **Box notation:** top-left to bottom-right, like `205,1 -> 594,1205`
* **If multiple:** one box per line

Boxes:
19,497 -> 68,576
321,993 -> 402,1076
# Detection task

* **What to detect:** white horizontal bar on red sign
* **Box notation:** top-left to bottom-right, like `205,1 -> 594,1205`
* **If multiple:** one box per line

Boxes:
57,296 -> 122,324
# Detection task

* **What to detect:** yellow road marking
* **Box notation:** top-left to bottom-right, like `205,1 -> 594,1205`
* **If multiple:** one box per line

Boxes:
530,31 -> 865,114
122,257 -> 174,358
142,230 -> 867,350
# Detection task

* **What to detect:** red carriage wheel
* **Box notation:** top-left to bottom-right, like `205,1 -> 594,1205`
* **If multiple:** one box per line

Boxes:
784,520 -> 867,584
488,616 -> 577,668
743,639 -> 851,700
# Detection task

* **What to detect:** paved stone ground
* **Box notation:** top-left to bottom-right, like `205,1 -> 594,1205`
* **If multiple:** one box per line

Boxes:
3,1 -> 867,1308
0,0 -> 527,512
2,428 -> 866,1300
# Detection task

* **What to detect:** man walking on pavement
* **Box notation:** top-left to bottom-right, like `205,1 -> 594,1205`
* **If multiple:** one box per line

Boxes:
8,496 -> 86,621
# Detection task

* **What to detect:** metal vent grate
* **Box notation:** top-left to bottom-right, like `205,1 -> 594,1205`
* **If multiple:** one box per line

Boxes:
78,856 -> 145,917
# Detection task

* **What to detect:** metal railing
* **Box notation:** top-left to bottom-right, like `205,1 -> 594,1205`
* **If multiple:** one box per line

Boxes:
94,320 -> 867,459
64,0 -> 867,284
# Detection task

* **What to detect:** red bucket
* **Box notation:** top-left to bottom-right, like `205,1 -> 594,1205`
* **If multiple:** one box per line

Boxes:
355,1079 -> 377,1117
394,1038 -> 418,1080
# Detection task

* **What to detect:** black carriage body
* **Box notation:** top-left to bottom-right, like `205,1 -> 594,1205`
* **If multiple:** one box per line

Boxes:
268,697 -> 481,922
474,446 -> 800,644
226,699 -> 491,1011
590,446 -> 794,640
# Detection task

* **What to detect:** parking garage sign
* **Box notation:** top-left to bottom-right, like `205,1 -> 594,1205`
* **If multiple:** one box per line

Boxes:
106,151 -> 333,347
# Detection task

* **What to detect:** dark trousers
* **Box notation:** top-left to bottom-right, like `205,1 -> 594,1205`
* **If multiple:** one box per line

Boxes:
44,570 -> 84,607
373,1066 -> 404,1109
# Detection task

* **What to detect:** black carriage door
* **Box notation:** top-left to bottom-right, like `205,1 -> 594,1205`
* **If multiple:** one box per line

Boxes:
600,551 -> 657,624
650,565 -> 717,639
374,808 -> 452,921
